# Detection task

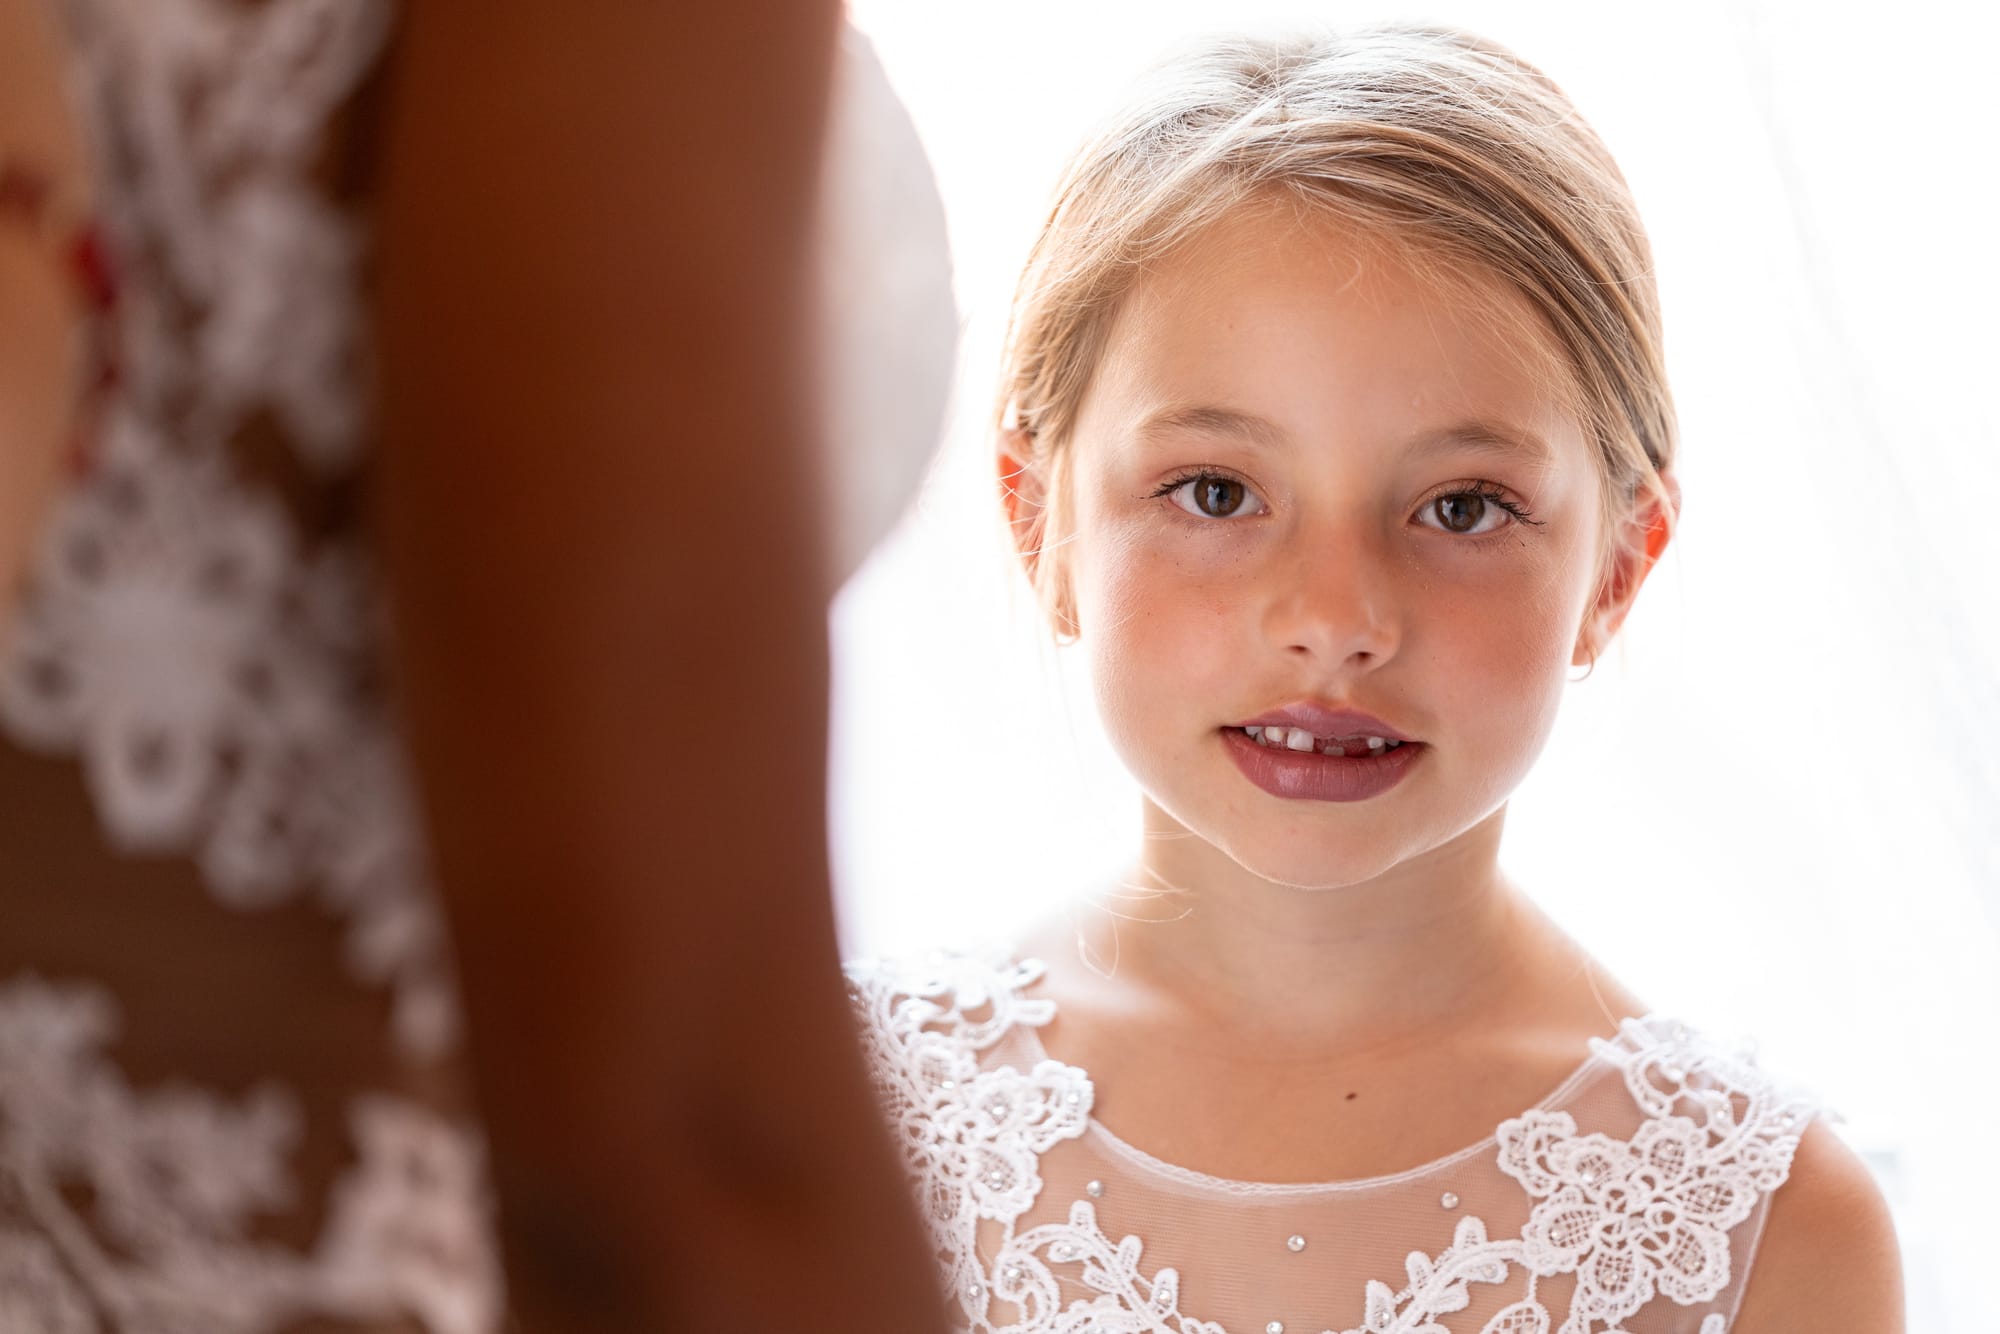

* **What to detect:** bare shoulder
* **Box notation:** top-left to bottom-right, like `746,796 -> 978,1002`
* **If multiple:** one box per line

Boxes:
1732,1118 -> 1904,1331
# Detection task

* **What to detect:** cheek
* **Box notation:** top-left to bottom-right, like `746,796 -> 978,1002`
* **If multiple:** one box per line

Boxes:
1413,545 -> 1592,751
1071,503 -> 1599,757
1072,528 -> 1244,732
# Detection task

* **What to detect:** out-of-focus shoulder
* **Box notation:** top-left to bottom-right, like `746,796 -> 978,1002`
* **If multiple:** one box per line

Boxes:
1732,1119 -> 1904,1331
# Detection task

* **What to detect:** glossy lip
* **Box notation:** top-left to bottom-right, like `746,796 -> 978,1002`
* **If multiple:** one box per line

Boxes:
1235,703 -> 1415,744
1221,725 -> 1423,802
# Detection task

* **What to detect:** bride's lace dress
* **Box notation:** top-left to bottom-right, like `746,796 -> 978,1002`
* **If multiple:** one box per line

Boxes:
0,2 -> 498,1328
846,952 -> 1822,1334
0,2 -> 952,1329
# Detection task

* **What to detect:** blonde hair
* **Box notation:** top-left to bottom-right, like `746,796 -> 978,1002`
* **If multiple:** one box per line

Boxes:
999,24 -> 1677,635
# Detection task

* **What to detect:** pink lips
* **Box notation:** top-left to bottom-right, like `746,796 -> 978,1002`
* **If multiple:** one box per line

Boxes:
1223,702 -> 1422,803
1236,704 -> 1413,743
1223,729 -> 1422,802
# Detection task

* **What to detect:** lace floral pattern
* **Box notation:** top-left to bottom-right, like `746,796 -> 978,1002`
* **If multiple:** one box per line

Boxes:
1495,1017 -> 1815,1334
998,1199 -> 1223,1334
4,0 -> 456,1064
848,954 -> 1095,1318
846,954 -> 1817,1334
0,975 -> 499,1334
0,0 -> 500,1328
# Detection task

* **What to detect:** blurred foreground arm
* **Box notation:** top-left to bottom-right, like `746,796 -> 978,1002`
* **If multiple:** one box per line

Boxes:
373,5 -> 938,1331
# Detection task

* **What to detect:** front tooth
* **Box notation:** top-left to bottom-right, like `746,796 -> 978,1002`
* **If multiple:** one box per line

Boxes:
1285,727 -> 1315,752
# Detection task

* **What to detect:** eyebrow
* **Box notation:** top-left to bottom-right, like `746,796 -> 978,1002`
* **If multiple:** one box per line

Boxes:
1406,420 -> 1556,467
1128,404 -> 1289,451
1129,404 -> 1555,466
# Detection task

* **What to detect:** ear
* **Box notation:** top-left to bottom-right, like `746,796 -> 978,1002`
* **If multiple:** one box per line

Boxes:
998,427 -> 1050,578
998,429 -> 1079,639
1574,471 -> 1680,667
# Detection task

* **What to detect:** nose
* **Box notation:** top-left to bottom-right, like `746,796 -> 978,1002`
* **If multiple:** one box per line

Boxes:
1262,522 -> 1401,670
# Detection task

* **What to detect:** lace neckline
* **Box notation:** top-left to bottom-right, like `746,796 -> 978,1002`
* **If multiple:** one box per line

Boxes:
1009,959 -> 1636,1196
846,950 -> 1815,1334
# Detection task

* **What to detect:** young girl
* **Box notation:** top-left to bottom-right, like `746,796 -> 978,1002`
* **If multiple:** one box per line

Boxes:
846,23 -> 1902,1334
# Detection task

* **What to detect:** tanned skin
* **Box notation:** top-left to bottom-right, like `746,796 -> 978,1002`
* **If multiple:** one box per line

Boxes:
374,6 -> 938,1331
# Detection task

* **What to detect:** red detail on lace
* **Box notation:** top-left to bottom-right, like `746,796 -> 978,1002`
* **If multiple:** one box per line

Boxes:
65,224 -> 119,479
68,226 -> 120,479
2,156 -> 116,479
68,225 -> 118,313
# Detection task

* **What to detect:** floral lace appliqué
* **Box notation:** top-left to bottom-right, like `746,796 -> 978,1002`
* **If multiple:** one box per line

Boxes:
846,953 -> 1095,1327
1345,1018 -> 1813,1334
0,975 -> 499,1334
993,1199 -> 1222,1334
1503,1020 -> 1812,1331
4,0 -> 455,1063
0,1 -> 501,1328
849,955 -> 1815,1334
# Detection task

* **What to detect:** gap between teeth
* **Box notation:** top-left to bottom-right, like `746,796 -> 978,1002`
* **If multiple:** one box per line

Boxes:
1242,725 -> 1403,756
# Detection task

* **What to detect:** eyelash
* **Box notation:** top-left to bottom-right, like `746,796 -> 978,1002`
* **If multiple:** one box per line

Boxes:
1145,469 -> 1544,534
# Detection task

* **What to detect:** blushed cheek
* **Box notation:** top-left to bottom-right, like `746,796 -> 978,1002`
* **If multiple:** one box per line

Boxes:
1424,577 -> 1582,778
1079,540 -> 1240,748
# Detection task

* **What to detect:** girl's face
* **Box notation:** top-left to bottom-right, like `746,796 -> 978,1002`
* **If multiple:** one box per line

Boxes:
1026,203 -> 1638,891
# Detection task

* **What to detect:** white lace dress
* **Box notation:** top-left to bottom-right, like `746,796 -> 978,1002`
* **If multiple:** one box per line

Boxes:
845,953 -> 1822,1334
0,2 -> 952,1329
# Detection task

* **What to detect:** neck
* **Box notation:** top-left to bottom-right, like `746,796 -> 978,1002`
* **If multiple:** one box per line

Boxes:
1067,802 -> 1560,1059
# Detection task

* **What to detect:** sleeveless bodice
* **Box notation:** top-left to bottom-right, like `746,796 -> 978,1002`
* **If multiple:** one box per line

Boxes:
846,953 -> 1821,1334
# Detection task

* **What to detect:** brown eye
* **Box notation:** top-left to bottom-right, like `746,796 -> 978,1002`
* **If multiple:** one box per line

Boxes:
1433,493 -> 1489,533
1193,477 -> 1246,517
1417,485 -> 1539,537
1154,470 -> 1263,519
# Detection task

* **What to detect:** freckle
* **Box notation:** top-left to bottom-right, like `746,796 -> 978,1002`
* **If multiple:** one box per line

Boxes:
1345,1091 -> 1358,1101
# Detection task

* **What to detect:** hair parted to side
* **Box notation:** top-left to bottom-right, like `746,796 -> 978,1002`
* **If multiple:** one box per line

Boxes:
998,23 -> 1678,640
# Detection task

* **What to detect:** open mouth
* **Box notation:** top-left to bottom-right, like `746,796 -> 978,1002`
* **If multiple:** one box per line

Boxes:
1234,725 -> 1411,758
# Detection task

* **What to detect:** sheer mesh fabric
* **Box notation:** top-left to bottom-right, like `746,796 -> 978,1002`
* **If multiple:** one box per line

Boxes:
847,953 -> 1820,1334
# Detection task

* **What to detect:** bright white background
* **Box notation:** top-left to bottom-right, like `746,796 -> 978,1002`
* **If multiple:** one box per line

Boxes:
827,0 -> 1998,1325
